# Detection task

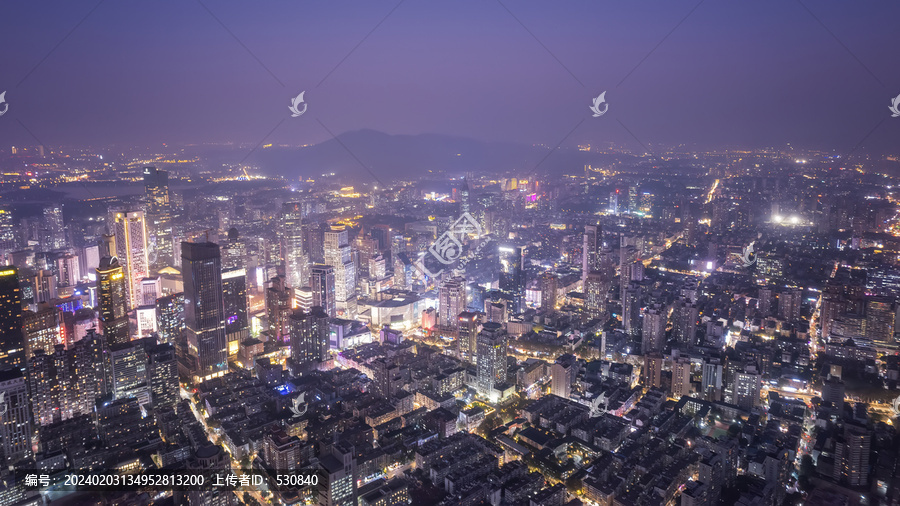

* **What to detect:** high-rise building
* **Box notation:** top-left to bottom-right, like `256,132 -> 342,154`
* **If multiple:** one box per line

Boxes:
289,307 -> 329,371
181,242 -> 227,383
622,283 -> 642,337
22,304 -> 62,360
642,353 -> 663,389
28,347 -> 71,426
108,340 -> 150,406
641,305 -> 666,354
865,297 -> 895,345
114,210 -> 151,309
778,288 -> 802,322
671,357 -> 692,398
0,368 -> 33,466
41,205 -> 66,251
56,254 -> 81,287
439,276 -> 467,329
33,269 -> 57,304
836,422 -> 871,486
156,292 -> 184,345
294,286 -> 313,313
143,167 -> 173,269
221,228 -> 246,270
148,342 -> 178,410
701,359 -> 723,402
733,365 -> 762,410
584,271 -> 606,320
757,287 -> 774,318
222,268 -> 249,357
540,272 -> 558,311
476,322 -> 507,399
0,267 -> 25,371
499,245 -> 526,313
266,276 -> 292,341
281,202 -> 308,290
672,298 -> 699,347
97,257 -> 130,346
324,226 -> 357,318
582,225 -> 600,280
456,311 -> 482,363
551,354 -> 577,398
310,264 -> 336,318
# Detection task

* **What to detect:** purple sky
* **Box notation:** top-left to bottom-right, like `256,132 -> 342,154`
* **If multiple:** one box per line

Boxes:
1,0 -> 898,155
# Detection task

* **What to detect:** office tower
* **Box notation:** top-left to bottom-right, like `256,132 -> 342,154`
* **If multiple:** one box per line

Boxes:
456,311 -> 482,362
294,286 -> 313,313
143,167 -> 173,269
323,226 -> 356,318
582,225 -> 600,280
0,369 -> 33,466
778,288 -> 802,322
97,257 -> 130,346
222,268 -> 249,357
221,228 -> 246,270
289,307 -> 329,370
642,353 -> 663,389
672,298 -> 699,347
476,322 -> 507,399
439,276 -> 467,329
108,341 -> 150,406
182,241 -> 227,383
671,357 -> 692,398
622,283 -> 642,336
865,297 -> 895,345
114,210 -> 151,309
41,205 -> 66,251
148,343 -> 178,410
281,202 -> 308,290
733,365 -> 762,410
266,276 -> 292,341
56,254 -> 81,287
0,267 -> 25,371
641,305 -> 666,354
540,272 -> 558,310
836,422 -> 871,486
310,264 -> 336,318
22,304 -> 62,360
551,354 -> 577,398
33,269 -> 57,303
140,277 -> 161,306
499,245 -> 526,313
584,271 -> 606,320
156,292 -> 184,345
701,359 -> 723,401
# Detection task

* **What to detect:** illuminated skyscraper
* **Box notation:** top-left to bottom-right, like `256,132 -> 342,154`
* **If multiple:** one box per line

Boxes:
156,292 -> 184,345
456,311 -> 482,363
41,205 -> 66,251
289,306 -> 329,372
143,167 -> 173,269
438,276 -> 467,329
582,224 -> 600,279
222,268 -> 249,357
498,245 -> 526,313
108,340 -> 150,406
148,342 -> 178,410
672,298 -> 699,347
114,210 -> 151,309
324,227 -> 357,318
281,202 -> 308,290
641,305 -> 666,354
181,242 -> 227,383
584,271 -> 606,320
22,304 -> 62,360
310,264 -> 335,318
0,267 -> 25,371
97,257 -> 130,346
476,322 -> 507,400
539,272 -> 558,310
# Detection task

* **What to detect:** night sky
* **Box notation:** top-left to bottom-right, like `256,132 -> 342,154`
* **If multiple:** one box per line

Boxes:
1,0 -> 898,154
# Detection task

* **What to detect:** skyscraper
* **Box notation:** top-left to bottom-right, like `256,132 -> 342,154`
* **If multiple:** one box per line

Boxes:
582,224 -> 600,280
22,304 -> 62,360
181,241 -> 227,383
114,210 -> 151,309
733,365 -> 762,410
324,227 -> 357,318
97,257 -> 130,346
540,272 -> 558,311
0,267 -> 25,371
148,342 -> 178,410
439,276 -> 467,329
498,245 -> 526,313
281,202 -> 308,290
0,368 -> 33,466
476,322 -> 507,400
641,305 -> 666,354
108,340 -> 150,406
41,205 -> 66,251
143,167 -> 173,269
310,264 -> 336,318
551,354 -> 577,398
672,298 -> 699,347
289,307 -> 329,371
456,311 -> 482,363
865,297 -> 895,345
671,357 -> 692,398
622,283 -> 642,337
584,271 -> 606,320
156,292 -> 184,345
222,268 -> 249,357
